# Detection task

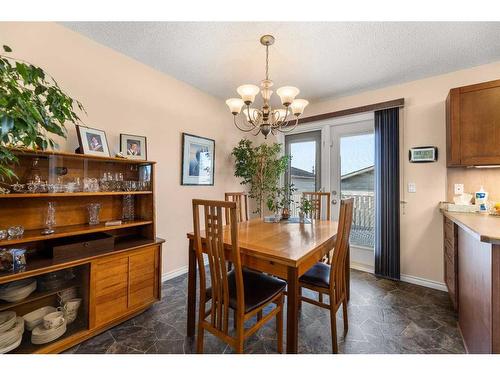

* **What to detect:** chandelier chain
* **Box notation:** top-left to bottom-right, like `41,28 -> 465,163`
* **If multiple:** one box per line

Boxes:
265,45 -> 269,81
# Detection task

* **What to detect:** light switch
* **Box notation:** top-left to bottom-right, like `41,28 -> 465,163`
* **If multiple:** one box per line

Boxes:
454,183 -> 464,195
408,182 -> 416,193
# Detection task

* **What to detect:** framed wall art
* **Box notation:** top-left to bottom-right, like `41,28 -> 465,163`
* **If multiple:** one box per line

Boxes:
181,133 -> 215,186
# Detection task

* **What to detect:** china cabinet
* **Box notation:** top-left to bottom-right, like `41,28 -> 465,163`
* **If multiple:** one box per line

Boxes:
0,148 -> 163,354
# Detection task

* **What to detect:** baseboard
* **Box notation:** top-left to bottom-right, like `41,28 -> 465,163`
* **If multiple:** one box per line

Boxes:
399,274 -> 447,292
162,261 -> 447,292
350,262 -> 447,292
162,265 -> 188,282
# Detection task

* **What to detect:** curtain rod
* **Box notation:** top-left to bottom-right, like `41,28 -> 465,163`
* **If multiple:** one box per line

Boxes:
298,98 -> 404,125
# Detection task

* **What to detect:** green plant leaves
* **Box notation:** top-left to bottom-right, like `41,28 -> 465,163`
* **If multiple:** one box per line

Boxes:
0,43 -> 85,179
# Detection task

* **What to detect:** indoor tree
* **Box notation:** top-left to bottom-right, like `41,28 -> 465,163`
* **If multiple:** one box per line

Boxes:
232,139 -> 290,217
0,44 -> 85,181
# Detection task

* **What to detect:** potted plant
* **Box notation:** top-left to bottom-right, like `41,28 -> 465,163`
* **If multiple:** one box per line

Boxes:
0,45 -> 85,181
280,183 -> 297,220
232,139 -> 289,218
298,197 -> 313,223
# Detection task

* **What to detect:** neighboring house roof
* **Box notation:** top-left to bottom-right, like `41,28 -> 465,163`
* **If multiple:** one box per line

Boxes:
290,166 -> 315,178
341,165 -> 374,180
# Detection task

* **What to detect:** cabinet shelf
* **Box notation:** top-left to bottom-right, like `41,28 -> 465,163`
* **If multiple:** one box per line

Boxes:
0,220 -> 153,246
0,280 -> 79,312
0,191 -> 152,199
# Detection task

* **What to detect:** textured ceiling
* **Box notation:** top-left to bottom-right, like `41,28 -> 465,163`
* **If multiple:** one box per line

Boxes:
62,22 -> 500,101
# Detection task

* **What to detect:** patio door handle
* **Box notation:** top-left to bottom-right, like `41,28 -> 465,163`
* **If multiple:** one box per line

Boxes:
331,199 -> 338,205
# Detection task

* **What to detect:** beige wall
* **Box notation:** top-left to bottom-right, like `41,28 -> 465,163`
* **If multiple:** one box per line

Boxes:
0,22 -> 244,276
305,61 -> 500,284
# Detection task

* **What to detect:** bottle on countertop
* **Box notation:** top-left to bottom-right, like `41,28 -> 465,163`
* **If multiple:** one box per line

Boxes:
475,186 -> 489,213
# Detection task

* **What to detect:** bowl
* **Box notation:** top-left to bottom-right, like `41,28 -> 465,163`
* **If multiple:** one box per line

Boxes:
0,279 -> 37,302
23,306 -> 57,331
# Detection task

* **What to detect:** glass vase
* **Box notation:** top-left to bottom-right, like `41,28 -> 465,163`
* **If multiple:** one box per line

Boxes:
87,203 -> 101,225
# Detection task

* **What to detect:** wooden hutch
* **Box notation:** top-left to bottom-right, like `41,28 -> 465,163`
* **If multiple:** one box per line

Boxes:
0,149 -> 163,353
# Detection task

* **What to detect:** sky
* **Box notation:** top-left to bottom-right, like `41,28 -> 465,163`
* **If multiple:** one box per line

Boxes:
290,133 -> 374,176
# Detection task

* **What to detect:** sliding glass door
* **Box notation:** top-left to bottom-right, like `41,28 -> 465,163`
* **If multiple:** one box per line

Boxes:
284,131 -> 321,216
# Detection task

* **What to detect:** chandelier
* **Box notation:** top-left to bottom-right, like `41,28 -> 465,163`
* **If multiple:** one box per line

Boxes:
225,35 -> 309,139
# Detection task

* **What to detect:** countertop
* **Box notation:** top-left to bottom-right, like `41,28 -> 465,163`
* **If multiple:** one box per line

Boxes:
441,210 -> 500,244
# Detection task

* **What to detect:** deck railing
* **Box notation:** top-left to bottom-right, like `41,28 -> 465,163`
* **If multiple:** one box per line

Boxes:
290,190 -> 375,248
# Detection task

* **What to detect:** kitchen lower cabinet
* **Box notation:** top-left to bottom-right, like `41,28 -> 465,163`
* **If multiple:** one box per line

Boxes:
90,244 -> 161,329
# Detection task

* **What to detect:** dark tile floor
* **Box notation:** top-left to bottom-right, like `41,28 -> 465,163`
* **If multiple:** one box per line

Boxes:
65,269 -> 465,354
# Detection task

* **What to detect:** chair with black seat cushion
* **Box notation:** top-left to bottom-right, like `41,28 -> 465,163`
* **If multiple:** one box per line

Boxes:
298,198 -> 354,353
192,199 -> 286,354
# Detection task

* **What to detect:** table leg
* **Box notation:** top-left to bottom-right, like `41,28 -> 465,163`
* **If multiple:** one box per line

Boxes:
346,244 -> 350,301
187,238 -> 197,338
286,266 -> 299,353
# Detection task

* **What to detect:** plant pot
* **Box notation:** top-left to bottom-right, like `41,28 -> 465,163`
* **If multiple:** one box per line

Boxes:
281,208 -> 290,220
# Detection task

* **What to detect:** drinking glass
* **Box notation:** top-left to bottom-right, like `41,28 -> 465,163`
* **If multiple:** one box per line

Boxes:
87,203 -> 101,225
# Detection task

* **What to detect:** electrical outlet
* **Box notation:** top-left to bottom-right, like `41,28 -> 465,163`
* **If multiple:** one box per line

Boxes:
408,182 -> 416,193
454,184 -> 464,195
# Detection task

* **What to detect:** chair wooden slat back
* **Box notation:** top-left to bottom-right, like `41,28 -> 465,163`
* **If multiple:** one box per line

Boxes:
329,198 -> 354,307
192,199 -> 244,334
302,192 -> 331,220
224,192 -> 249,224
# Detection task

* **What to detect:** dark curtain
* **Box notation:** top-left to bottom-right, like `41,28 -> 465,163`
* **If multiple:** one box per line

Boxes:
374,108 -> 400,280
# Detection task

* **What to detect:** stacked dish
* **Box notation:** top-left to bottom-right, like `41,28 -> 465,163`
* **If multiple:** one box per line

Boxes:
0,311 -> 16,332
0,279 -> 37,302
22,306 -> 57,331
61,298 -> 82,324
57,287 -> 77,305
31,318 -> 66,345
0,315 -> 24,353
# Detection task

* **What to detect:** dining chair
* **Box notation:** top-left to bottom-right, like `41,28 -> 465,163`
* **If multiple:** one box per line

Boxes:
303,191 -> 332,264
192,199 -> 286,354
224,192 -> 249,224
298,198 -> 354,353
302,191 -> 331,220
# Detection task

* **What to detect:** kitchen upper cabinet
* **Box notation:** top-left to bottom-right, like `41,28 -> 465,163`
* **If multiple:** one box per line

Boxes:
446,79 -> 500,167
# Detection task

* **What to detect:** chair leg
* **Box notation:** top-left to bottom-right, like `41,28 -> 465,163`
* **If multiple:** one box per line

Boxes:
298,287 -> 302,311
318,292 -> 323,303
342,297 -> 348,335
233,310 -> 237,330
196,324 -> 205,354
257,311 -> 263,322
235,312 -> 245,354
276,296 -> 283,354
330,306 -> 338,354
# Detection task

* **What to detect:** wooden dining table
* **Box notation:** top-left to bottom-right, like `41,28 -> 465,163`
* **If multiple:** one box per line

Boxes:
186,218 -> 348,353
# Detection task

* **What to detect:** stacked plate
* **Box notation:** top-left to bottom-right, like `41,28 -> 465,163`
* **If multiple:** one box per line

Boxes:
0,279 -> 37,302
22,306 -> 57,331
0,315 -> 24,353
31,319 -> 66,345
0,311 -> 16,332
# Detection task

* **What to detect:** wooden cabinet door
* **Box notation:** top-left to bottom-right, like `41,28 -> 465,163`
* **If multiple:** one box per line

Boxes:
460,83 -> 500,165
128,246 -> 159,309
91,256 -> 129,328
447,80 -> 500,166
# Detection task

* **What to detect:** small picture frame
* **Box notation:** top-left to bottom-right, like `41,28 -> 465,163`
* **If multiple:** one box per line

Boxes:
75,125 -> 111,157
181,133 -> 215,186
120,133 -> 148,161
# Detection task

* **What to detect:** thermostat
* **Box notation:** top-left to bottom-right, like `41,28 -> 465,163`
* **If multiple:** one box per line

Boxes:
409,146 -> 438,163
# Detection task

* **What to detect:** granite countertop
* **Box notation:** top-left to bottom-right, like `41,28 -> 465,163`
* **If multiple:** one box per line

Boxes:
441,210 -> 500,244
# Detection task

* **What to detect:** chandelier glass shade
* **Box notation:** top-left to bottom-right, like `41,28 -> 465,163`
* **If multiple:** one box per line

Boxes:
226,35 -> 309,138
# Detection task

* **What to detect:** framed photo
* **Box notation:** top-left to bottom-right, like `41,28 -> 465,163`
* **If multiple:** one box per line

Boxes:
120,133 -> 148,160
181,133 -> 215,186
75,125 -> 110,157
